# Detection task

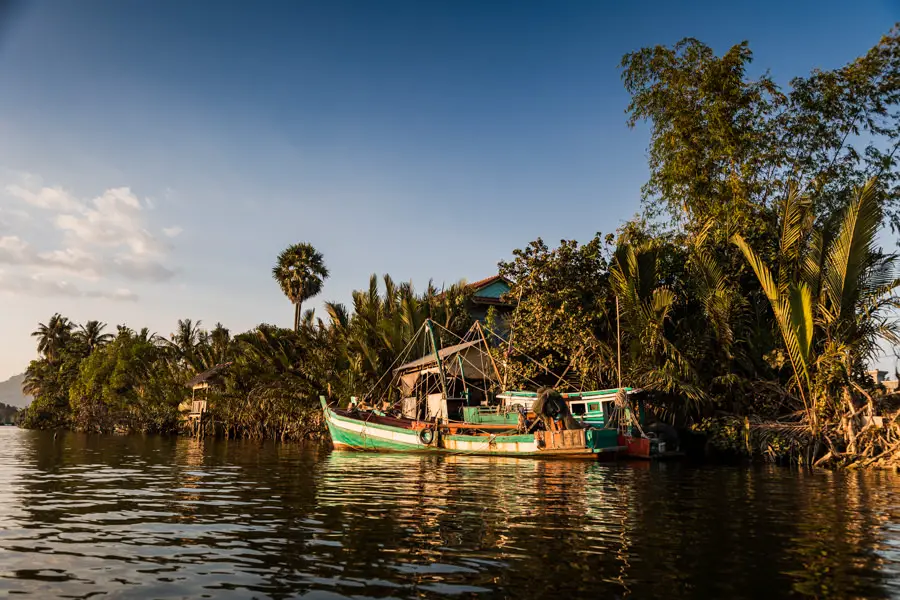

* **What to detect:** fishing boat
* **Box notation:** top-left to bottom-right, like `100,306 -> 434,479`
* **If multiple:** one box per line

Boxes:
320,319 -> 625,459
320,398 -> 620,458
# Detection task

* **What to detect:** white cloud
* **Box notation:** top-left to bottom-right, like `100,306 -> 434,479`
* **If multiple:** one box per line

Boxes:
0,208 -> 31,238
54,187 -> 168,256
0,236 -> 174,283
0,235 -> 29,262
0,178 -> 179,297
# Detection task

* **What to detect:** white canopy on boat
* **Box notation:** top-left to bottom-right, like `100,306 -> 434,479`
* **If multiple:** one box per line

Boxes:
393,340 -> 493,395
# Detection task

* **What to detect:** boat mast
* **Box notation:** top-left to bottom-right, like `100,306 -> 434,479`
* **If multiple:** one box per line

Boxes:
474,320 -> 502,384
615,294 -> 629,434
425,318 -> 450,423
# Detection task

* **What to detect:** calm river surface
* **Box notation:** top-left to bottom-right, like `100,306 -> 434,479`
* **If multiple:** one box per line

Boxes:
1,428 -> 900,599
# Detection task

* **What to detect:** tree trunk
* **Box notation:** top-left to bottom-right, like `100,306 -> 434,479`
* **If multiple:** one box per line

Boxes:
844,386 -> 858,455
294,302 -> 302,332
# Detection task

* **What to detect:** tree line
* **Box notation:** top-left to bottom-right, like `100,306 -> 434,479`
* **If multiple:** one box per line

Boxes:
0,403 -> 18,425
20,274 -> 477,440
20,26 -> 900,466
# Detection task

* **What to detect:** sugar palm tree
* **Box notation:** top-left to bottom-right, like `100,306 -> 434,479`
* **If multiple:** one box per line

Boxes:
76,320 -> 113,353
31,314 -> 74,363
272,243 -> 329,332
733,179 -> 900,438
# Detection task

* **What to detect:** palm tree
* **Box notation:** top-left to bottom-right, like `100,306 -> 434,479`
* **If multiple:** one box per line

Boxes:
76,320 -> 113,353
22,361 -> 47,396
610,242 -> 702,410
31,314 -> 74,363
733,179 -> 900,439
273,243 -> 329,332
166,318 -> 202,368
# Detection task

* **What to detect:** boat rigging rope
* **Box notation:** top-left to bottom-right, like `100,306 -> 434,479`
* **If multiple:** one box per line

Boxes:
357,326 -> 427,426
430,320 -> 546,391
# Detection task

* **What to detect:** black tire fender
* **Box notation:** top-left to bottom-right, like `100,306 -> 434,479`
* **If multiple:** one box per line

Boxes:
419,427 -> 435,445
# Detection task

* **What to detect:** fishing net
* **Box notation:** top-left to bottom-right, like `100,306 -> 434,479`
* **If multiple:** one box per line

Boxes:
534,387 -> 582,431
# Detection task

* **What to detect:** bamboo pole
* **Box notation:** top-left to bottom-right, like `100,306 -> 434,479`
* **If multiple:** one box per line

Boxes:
616,295 -> 622,390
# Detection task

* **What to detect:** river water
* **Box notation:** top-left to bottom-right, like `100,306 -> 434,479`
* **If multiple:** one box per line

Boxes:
1,428 -> 900,599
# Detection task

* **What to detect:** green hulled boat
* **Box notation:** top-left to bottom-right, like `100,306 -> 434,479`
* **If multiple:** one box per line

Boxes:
321,397 -> 621,458
320,319 -> 626,459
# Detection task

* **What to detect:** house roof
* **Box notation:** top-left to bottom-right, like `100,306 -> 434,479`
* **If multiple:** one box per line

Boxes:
184,362 -> 233,389
434,275 -> 514,303
393,340 -> 481,374
466,274 -> 510,292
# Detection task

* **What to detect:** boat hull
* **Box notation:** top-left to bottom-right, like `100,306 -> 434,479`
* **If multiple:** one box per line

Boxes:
322,402 -> 618,459
325,408 -> 432,452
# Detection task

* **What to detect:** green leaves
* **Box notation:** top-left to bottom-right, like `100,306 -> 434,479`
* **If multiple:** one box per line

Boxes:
500,234 -> 616,389
822,179 -> 882,324
621,25 -> 900,238
733,178 -> 900,433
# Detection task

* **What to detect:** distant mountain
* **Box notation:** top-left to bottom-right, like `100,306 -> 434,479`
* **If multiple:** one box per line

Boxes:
0,373 -> 30,408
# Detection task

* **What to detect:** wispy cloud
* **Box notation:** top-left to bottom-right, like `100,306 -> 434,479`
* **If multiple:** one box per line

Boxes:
6,183 -> 81,212
0,271 -> 138,301
0,234 -> 174,282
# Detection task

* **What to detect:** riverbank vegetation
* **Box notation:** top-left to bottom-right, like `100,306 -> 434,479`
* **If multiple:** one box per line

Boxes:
20,280 -> 476,441
19,26 -> 900,466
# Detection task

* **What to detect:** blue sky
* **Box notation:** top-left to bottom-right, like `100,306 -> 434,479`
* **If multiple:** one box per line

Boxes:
0,0 -> 897,380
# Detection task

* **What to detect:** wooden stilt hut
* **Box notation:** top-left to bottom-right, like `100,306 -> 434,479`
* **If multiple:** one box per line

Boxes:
183,362 -> 232,436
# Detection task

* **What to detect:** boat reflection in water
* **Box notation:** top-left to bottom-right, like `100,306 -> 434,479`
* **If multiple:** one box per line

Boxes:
1,429 -> 899,598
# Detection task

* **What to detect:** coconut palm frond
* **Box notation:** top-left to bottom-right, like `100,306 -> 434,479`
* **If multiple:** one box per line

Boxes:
823,179 -> 882,323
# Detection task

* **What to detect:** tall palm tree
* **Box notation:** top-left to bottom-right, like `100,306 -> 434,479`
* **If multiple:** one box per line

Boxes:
733,179 -> 900,436
31,313 -> 74,363
273,243 -> 329,332
76,320 -> 113,353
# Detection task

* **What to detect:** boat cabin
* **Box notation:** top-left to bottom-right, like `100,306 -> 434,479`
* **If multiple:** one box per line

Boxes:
393,339 -> 497,421
497,388 -> 635,427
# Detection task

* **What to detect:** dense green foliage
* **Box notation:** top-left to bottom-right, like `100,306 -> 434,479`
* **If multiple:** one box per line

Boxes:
498,26 -> 900,465
18,26 -> 900,465
20,274 -> 475,440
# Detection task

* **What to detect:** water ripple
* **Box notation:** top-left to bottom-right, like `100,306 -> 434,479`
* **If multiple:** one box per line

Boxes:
0,428 -> 899,598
